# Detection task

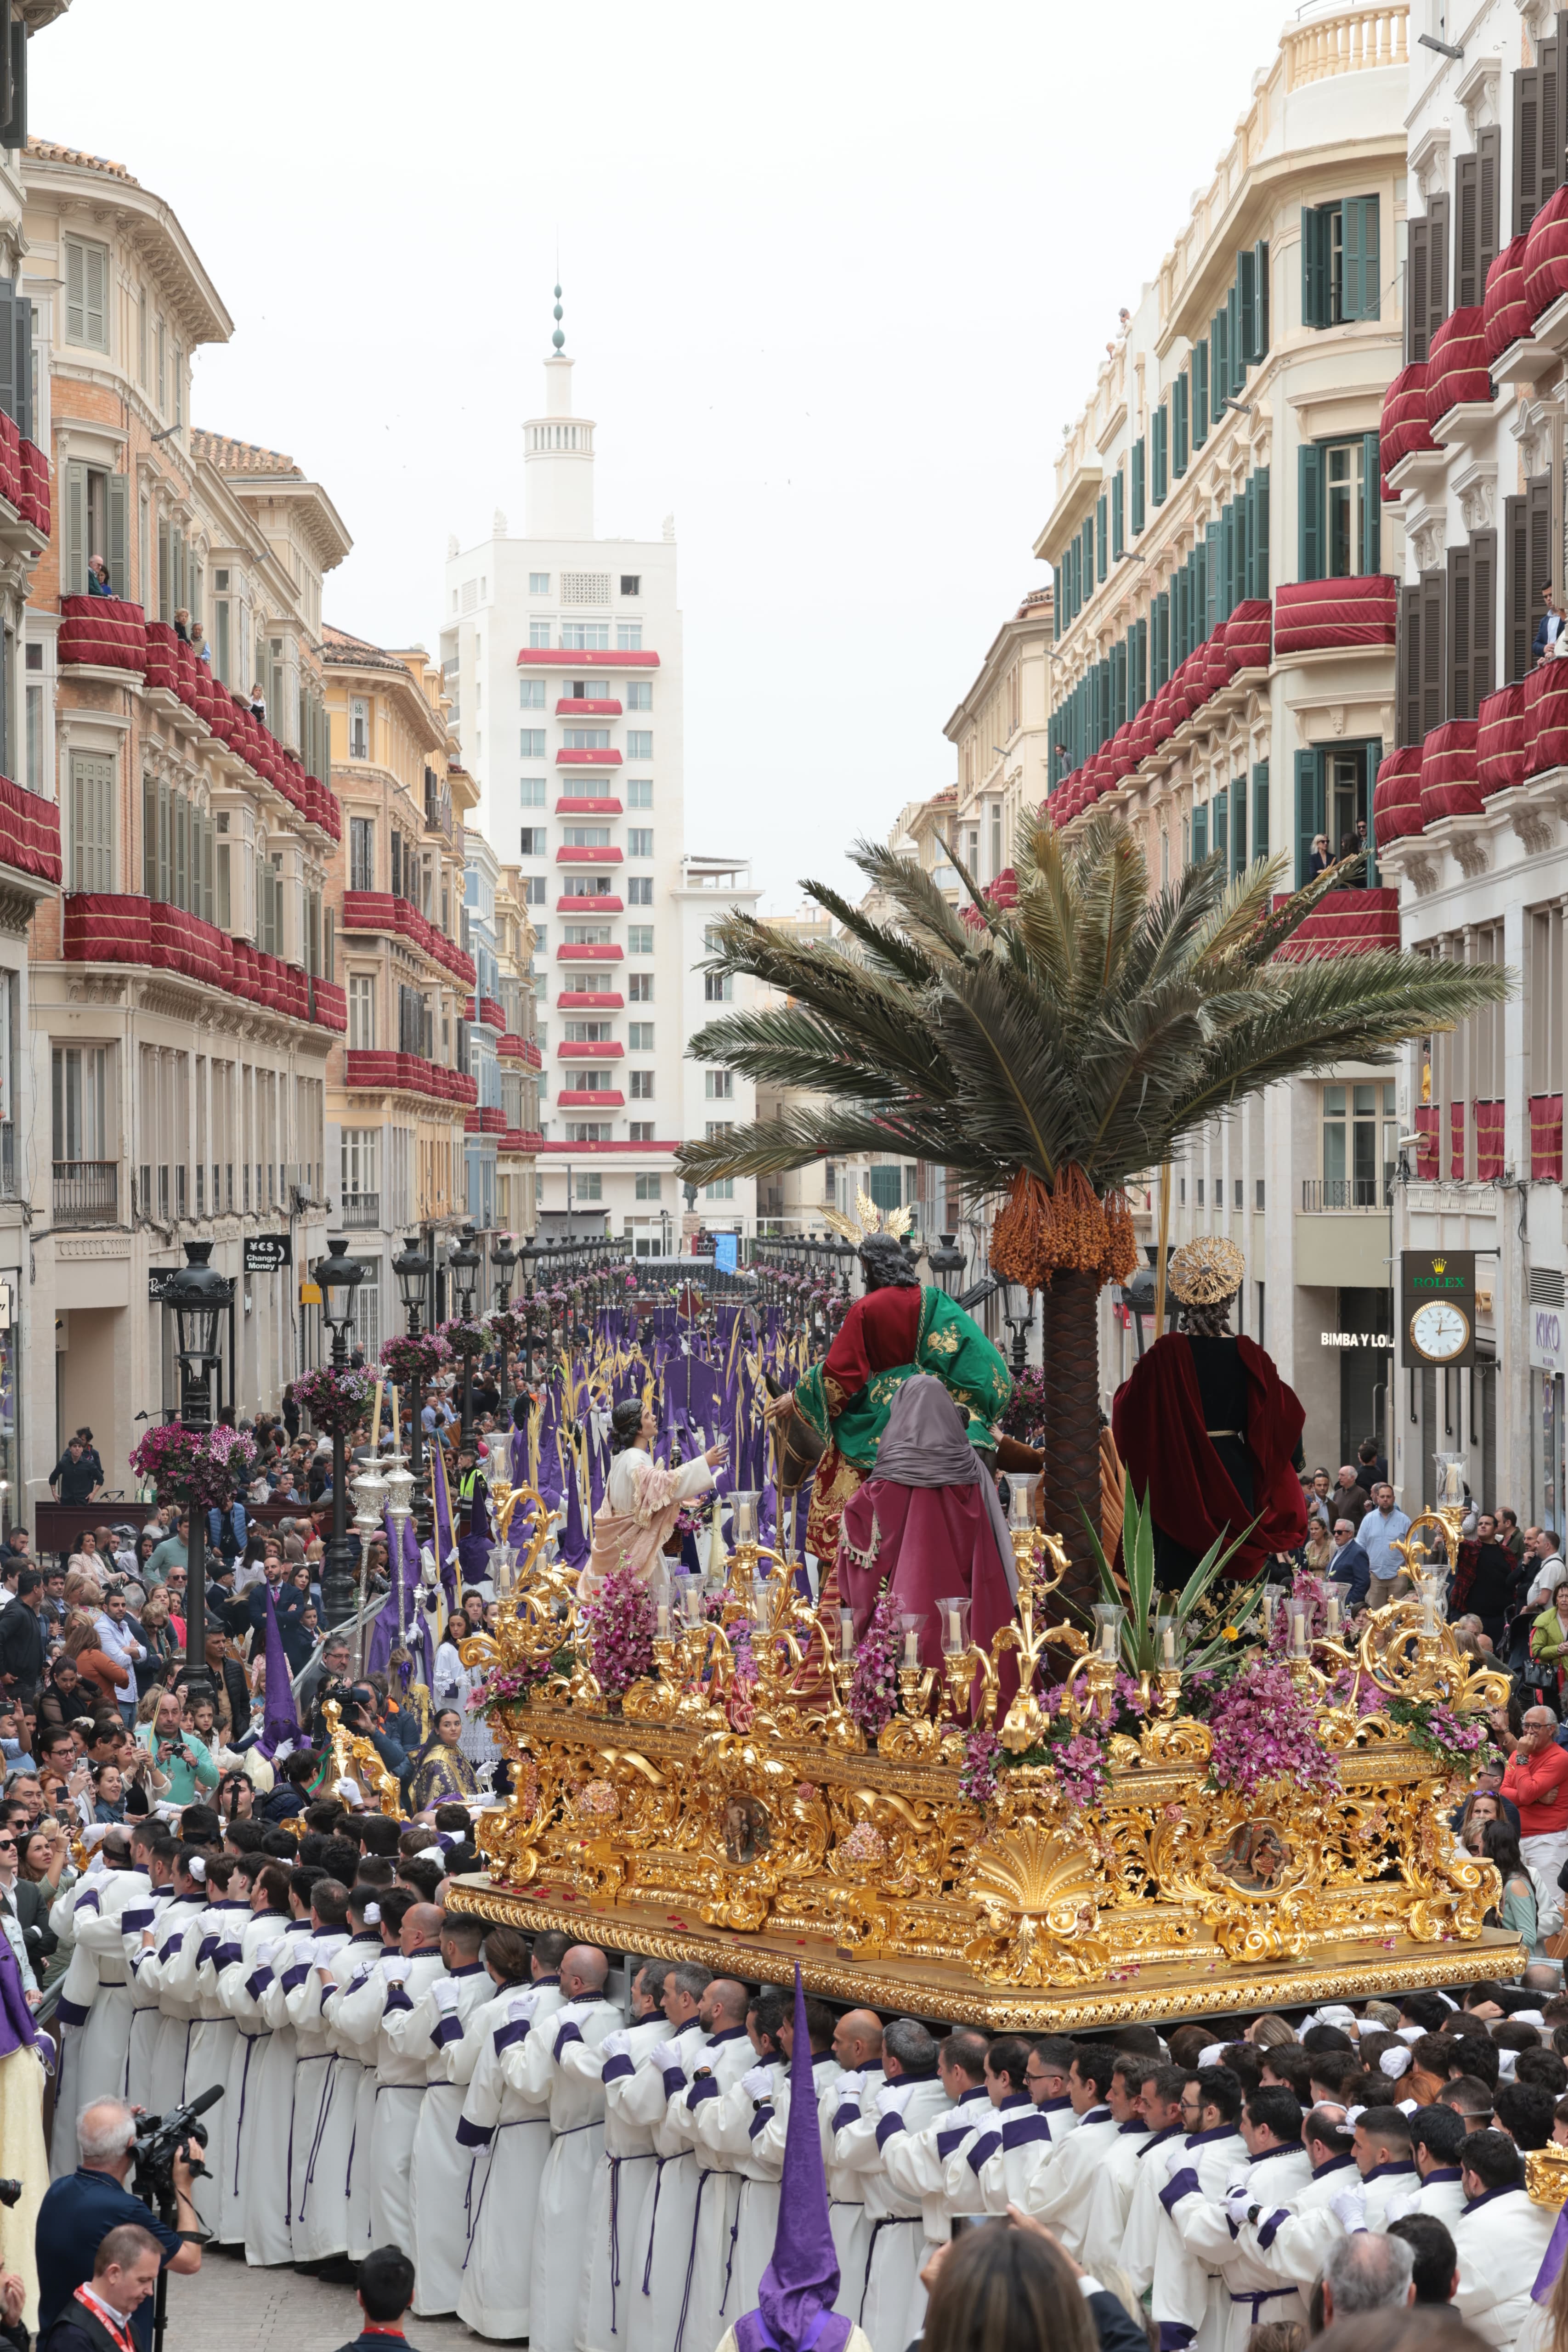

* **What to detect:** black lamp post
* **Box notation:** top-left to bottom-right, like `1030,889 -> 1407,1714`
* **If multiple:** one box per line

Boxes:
492,1233 -> 518,1421
1002,1278 -> 1033,1376
393,1231 -> 432,1498
316,1235 -> 365,1628
166,1238 -> 232,1707
929,1232 -> 966,1297
449,1224 -> 482,1450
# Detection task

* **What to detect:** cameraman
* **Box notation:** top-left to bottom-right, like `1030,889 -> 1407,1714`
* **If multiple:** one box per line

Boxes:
36,2100 -> 200,2352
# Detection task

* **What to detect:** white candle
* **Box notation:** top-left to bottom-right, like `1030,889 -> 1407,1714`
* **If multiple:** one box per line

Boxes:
1100,1619 -> 1116,1658
903,1629 -> 918,1668
840,1612 -> 855,1659
1327,1596 -> 1341,1631
948,1607 -> 962,1651
1162,1626 -> 1175,1664
1262,1593 -> 1274,1634
657,1603 -> 670,1639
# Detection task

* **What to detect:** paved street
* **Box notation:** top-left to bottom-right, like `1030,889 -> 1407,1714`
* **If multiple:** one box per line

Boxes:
164,2251 -> 485,2352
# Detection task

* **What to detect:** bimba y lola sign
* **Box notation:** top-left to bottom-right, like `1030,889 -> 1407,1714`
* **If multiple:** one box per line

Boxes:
1399,1250 -> 1477,1369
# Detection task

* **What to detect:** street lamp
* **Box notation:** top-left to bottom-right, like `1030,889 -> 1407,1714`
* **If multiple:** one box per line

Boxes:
165,1239 -> 232,1706
315,1235 -> 365,1628
448,1224 -> 482,1450
929,1233 -> 966,1297
392,1231 -> 432,1505
1002,1278 -> 1033,1375
492,1233 -> 519,1421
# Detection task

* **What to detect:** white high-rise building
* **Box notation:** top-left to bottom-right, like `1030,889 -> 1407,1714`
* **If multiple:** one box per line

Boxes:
442,296 -> 757,1250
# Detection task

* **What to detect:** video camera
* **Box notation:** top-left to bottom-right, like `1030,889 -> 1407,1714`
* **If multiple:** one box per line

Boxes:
130,2082 -> 222,2224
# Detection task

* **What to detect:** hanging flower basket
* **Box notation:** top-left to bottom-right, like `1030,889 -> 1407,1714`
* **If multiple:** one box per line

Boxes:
484,1308 -> 525,1352
292,1365 -> 377,1440
129,1421 -> 258,1509
441,1317 -> 487,1356
380,1331 -> 451,1390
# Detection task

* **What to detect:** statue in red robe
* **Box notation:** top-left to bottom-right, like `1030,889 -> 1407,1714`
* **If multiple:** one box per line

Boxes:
1111,1237 -> 1307,1589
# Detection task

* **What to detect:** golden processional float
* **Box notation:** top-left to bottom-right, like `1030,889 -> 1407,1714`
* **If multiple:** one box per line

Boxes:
437,1441 -> 1523,2029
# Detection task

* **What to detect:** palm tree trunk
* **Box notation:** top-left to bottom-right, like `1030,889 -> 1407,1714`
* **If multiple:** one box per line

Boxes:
1039,1269 -> 1106,1615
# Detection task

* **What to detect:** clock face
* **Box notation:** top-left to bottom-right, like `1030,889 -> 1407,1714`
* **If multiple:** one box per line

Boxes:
1409,1300 -> 1470,1362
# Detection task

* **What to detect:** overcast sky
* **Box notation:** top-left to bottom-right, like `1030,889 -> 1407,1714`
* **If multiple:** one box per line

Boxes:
37,0 -> 1296,911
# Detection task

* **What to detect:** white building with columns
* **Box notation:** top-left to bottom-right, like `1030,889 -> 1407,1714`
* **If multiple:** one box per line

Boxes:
442,296 -> 757,1248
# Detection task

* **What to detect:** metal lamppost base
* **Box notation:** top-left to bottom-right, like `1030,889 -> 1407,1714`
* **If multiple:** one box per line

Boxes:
322,1424 -> 360,1628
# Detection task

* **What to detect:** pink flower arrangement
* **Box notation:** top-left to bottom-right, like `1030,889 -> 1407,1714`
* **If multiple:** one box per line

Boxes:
846,1591 -> 901,1737
130,1420 -> 258,1509
1205,1659 -> 1341,1803
959,1725 -> 1002,1806
293,1366 -> 377,1439
578,1557 -> 656,1699
380,1330 -> 452,1388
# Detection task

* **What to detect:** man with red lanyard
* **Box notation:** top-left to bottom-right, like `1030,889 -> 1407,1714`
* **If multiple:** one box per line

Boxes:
329,2245 -> 418,2352
37,2226 -> 160,2352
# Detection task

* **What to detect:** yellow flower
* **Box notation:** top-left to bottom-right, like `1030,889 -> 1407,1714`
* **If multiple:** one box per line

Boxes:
1222,1626 -> 1239,1642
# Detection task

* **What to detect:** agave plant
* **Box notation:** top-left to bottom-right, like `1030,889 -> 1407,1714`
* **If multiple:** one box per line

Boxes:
1079,1475 -> 1261,1676
677,811 -> 1511,1597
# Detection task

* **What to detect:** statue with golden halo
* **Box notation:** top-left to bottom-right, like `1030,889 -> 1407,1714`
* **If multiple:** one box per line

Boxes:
1111,1235 -> 1308,1592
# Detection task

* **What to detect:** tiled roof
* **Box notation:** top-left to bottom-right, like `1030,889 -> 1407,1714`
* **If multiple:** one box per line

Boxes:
320,623 -> 408,674
26,136 -> 136,183
191,430 -> 301,478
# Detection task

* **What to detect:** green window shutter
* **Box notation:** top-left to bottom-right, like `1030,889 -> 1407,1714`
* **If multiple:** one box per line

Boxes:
64,236 -> 84,344
1192,803 -> 1208,861
1211,310 -> 1228,414
1192,341 -> 1209,448
1096,494 -> 1108,577
1254,467 -> 1270,597
1131,438 -> 1146,536
0,282 -> 17,432
64,459 -> 85,597
1238,250 -> 1257,366
1226,283 -> 1242,393
1302,205 -> 1330,329
1295,748 -> 1322,886
107,473 -> 129,599
1252,761 -> 1270,860
1360,432 -> 1382,574
1133,616 -> 1147,710
12,296 -> 28,443
1254,240 -> 1270,358
1342,198 -> 1380,320
1221,500 -> 1237,622
1213,785 -> 1228,865
1081,517 -> 1093,599
1231,774 -> 1247,874
1195,536 -> 1210,639
1298,444 -> 1325,582
1111,470 -> 1125,558
1152,405 -> 1168,506
1205,520 -> 1222,637
1172,374 -> 1189,477
1155,590 -> 1169,687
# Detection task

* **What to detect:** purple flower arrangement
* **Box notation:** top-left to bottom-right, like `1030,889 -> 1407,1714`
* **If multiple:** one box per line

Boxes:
1204,1659 -> 1341,1803
1386,1695 -> 1498,1776
579,1558 -> 657,1700
959,1726 -> 1002,1806
379,1330 -> 452,1389
293,1365 -> 378,1439
846,1591 -> 901,1738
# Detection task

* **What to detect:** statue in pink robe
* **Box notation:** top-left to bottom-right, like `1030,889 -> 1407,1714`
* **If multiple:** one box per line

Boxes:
581,1396 -> 726,1596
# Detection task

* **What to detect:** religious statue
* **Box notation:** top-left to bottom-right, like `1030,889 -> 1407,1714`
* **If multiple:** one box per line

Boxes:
836,1374 -> 1017,1672
774,1221 -> 1013,1566
1110,1236 -> 1307,1590
581,1395 -> 729,1597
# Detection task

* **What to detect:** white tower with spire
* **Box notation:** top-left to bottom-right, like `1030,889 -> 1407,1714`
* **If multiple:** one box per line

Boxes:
440,290 -> 759,1254
524,287 -> 596,538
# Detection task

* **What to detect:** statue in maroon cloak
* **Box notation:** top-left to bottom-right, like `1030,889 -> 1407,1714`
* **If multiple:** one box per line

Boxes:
1111,1236 -> 1307,1590
836,1375 -> 1017,1675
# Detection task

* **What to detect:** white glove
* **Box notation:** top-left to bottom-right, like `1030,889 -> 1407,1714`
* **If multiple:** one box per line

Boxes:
836,2069 -> 866,2099
877,2080 -> 919,2118
1383,2190 -> 1418,2224
1330,2184 -> 1368,2231
1224,2183 -> 1254,2227
601,2029 -> 630,2061
381,1962 -> 407,1986
255,1938 -> 281,1967
508,1989 -> 539,2023
740,2064 -> 774,2099
432,1980 -> 460,2016
651,2039 -> 682,2074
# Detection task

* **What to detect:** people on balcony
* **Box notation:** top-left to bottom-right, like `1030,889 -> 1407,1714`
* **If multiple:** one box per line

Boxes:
85,555 -> 112,599
1308,831 -> 1331,878
172,608 -> 190,643
1533,582 -> 1564,664
190,620 -> 210,664
249,682 -> 267,723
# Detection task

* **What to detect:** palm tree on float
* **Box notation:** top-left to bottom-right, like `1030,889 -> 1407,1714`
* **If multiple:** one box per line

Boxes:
675,811 -> 1511,1598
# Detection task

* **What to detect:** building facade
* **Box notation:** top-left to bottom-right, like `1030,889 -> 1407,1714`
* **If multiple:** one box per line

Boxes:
1041,6 -> 1411,1473
1377,0 -> 1568,1525
443,305 -> 757,1244
320,627 -> 477,1355
25,136 -> 348,1503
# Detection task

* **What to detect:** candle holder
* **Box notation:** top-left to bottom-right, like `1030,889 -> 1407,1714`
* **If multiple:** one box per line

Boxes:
1324,1578 -> 1349,1637
899,1610 -> 927,1674
936,1596 -> 971,1657
1091,1602 -> 1125,1664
